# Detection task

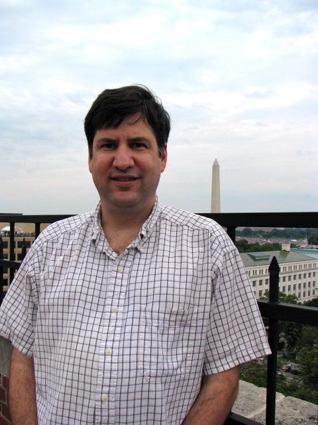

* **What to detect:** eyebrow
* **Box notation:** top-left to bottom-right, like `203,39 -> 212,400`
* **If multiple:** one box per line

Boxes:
96,136 -> 150,144
128,137 -> 150,143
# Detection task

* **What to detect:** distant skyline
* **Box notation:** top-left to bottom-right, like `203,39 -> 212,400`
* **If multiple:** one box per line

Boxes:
1,0 -> 317,214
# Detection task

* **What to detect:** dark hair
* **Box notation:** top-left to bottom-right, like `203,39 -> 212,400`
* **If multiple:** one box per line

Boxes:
84,85 -> 170,157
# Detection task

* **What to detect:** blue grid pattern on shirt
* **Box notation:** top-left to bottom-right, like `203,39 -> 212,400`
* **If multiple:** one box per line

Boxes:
0,202 -> 271,424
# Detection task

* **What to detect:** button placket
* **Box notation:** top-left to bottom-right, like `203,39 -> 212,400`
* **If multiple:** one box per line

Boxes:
100,254 -> 133,417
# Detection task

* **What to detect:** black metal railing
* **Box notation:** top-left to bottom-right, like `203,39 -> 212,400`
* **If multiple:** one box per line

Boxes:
1,212 -> 318,425
0,214 -> 70,296
201,212 -> 318,424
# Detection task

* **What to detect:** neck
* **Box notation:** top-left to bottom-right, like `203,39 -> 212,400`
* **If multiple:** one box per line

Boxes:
99,201 -> 155,254
100,201 -> 154,232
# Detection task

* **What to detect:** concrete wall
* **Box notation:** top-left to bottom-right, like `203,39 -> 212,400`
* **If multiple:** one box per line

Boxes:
234,380 -> 318,425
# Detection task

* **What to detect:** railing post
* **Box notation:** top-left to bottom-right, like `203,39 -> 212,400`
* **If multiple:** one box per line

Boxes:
266,256 -> 280,425
9,222 -> 15,284
227,226 -> 236,243
21,239 -> 27,261
35,222 -> 41,238
0,236 -> 4,300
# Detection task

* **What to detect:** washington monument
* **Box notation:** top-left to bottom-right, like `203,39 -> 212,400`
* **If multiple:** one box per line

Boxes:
211,159 -> 220,213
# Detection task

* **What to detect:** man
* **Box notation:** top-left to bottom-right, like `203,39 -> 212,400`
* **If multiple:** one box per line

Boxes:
0,85 -> 271,425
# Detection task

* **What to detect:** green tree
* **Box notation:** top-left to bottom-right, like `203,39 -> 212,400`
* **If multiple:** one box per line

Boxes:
260,290 -> 300,305
260,290 -> 302,356
240,362 -> 267,387
239,227 -> 254,237
308,235 -> 318,244
236,239 -> 249,252
236,227 -> 317,240
236,240 -> 281,253
240,360 -> 287,390
296,326 -> 318,351
304,297 -> 318,308
244,293 -> 318,404
298,345 -> 318,388
292,325 -> 318,403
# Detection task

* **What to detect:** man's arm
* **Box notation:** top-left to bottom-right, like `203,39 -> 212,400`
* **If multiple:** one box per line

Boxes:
9,348 -> 38,425
182,366 -> 239,425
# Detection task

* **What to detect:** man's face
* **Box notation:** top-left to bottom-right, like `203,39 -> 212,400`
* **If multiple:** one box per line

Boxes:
89,114 -> 167,215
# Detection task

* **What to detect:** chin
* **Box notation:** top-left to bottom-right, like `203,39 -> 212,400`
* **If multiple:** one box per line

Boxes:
112,197 -> 140,208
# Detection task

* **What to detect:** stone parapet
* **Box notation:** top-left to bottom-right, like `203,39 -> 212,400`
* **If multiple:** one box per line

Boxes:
233,380 -> 318,425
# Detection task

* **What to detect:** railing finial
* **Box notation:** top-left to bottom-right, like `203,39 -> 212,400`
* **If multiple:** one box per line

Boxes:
269,256 -> 280,273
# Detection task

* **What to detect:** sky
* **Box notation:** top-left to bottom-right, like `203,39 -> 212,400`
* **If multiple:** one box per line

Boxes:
1,0 -> 317,214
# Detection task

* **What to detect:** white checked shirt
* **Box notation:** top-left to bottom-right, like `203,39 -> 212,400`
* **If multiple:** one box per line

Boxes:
0,201 -> 271,424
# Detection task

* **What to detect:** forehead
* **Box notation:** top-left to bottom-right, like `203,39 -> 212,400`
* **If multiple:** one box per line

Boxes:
94,113 -> 156,140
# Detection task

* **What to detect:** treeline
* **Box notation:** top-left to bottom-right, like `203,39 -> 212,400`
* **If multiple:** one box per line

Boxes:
309,235 -> 318,245
236,239 -> 281,253
237,227 -> 318,243
241,293 -> 318,404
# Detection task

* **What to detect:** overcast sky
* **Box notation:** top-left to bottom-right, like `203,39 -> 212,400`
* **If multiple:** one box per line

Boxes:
1,0 -> 317,214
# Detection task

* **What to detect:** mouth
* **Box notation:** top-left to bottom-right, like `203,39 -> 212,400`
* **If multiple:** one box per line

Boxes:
110,176 -> 139,182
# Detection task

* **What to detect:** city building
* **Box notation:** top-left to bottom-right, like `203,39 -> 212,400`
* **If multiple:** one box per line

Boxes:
0,222 -> 49,289
241,247 -> 317,302
0,234 -> 34,289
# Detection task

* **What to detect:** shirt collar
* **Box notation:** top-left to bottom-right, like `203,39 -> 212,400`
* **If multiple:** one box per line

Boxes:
140,197 -> 160,239
91,202 -> 103,243
90,198 -> 161,250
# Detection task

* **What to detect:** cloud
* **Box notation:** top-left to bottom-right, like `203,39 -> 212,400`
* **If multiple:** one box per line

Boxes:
0,0 -> 317,213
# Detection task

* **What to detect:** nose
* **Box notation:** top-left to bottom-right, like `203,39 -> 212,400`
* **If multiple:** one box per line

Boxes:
112,145 -> 134,170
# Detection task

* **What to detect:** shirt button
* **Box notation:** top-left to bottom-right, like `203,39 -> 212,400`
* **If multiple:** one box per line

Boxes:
117,266 -> 124,272
101,394 -> 108,401
106,347 -> 112,355
111,306 -> 119,313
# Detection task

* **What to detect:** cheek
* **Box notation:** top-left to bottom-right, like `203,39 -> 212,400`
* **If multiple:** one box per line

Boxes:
90,156 -> 111,172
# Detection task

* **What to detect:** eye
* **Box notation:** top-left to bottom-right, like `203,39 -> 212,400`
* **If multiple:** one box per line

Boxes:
131,140 -> 148,150
100,140 -> 117,150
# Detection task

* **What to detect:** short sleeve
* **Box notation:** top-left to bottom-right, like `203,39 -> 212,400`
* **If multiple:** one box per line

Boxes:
0,246 -> 39,356
203,245 -> 271,375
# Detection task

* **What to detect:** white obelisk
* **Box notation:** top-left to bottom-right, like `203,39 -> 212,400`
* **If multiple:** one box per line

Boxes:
211,159 -> 221,213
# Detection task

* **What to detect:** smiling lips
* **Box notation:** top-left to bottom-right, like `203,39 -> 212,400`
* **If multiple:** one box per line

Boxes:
110,175 -> 139,190
110,175 -> 139,180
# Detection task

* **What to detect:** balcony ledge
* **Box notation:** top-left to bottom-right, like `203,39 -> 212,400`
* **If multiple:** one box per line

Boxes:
233,380 -> 317,425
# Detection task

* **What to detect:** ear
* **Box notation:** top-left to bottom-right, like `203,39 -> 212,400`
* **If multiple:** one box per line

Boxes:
160,146 -> 167,173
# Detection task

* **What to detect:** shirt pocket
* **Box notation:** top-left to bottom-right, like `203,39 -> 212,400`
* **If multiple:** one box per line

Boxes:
140,302 -> 195,377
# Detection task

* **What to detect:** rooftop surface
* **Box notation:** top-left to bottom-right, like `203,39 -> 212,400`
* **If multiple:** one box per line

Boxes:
292,248 -> 318,260
241,250 -> 317,268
